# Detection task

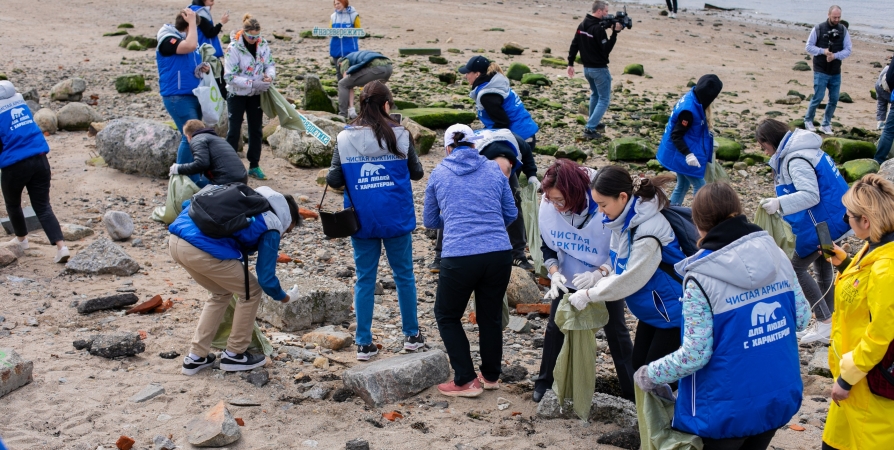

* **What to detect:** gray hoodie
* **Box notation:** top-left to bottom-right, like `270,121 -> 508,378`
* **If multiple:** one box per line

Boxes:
769,129 -> 824,216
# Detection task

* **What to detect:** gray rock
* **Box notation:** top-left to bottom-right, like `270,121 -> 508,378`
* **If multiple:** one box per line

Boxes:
507,316 -> 531,333
346,438 -> 370,450
302,385 -> 331,400
96,117 -> 180,178
0,240 -> 25,259
597,429 -> 641,450
343,349 -> 450,407
499,364 -> 529,383
808,347 -> 832,378
186,400 -> 242,447
1,206 -> 42,234
33,108 -> 57,134
130,383 -> 165,403
56,102 -> 102,131
302,325 -> 353,350
880,159 -> 894,184
303,75 -> 337,113
0,248 -> 17,268
21,88 -> 39,102
280,345 -> 320,362
257,286 -> 352,332
25,100 -> 41,115
0,348 -> 34,399
153,435 -> 177,450
76,332 -> 146,358
65,238 -> 140,276
505,266 -> 540,307
50,77 -> 87,102
60,223 -> 94,241
77,293 -> 138,314
267,113 -> 344,168
229,398 -> 262,406
103,210 -> 134,241
536,390 -> 638,427
242,369 -> 270,387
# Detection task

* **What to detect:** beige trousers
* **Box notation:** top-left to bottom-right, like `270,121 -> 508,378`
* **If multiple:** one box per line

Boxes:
169,235 -> 263,356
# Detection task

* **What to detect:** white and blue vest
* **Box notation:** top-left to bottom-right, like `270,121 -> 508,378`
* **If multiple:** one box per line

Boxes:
188,5 -> 224,58
0,93 -> 50,169
656,89 -> 712,178
337,126 -> 415,240
472,75 -> 539,140
329,8 -> 360,58
156,28 -> 203,97
539,197 -> 610,290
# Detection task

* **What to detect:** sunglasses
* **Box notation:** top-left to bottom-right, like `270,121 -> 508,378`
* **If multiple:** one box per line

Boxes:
244,32 -> 261,39
843,212 -> 859,225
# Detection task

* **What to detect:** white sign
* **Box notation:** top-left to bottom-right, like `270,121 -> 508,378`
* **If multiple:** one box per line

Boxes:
298,112 -> 332,146
312,27 -> 366,37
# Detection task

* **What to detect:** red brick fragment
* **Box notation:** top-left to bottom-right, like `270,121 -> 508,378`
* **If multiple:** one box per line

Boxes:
125,295 -> 163,315
116,435 -> 135,450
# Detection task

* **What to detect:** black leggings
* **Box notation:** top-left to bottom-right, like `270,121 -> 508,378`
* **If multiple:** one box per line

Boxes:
226,94 -> 263,168
631,320 -> 681,389
1,153 -> 63,244
666,0 -> 678,13
701,428 -> 777,450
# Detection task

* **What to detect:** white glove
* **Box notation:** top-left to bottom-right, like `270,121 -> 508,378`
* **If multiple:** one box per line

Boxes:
347,107 -> 357,119
193,62 -> 211,79
685,153 -> 701,168
760,198 -> 780,215
568,289 -> 591,311
284,285 -> 299,303
251,80 -> 271,95
169,164 -> 179,176
529,176 -> 541,191
572,270 -> 604,290
544,272 -> 568,300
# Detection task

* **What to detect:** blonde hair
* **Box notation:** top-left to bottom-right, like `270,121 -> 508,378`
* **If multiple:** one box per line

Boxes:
704,104 -> 714,130
842,174 -> 894,242
242,13 -> 260,31
486,62 -> 504,76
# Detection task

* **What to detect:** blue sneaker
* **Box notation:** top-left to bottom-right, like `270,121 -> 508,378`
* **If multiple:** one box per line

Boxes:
248,167 -> 269,180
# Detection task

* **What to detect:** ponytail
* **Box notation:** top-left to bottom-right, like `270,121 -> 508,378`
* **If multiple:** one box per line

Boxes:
486,62 -> 504,76
242,13 -> 260,31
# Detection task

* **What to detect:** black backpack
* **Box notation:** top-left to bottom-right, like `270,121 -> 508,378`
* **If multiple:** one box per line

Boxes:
633,206 -> 700,284
188,183 -> 272,300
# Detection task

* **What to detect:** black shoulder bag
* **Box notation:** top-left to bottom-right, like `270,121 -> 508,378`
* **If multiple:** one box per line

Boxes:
318,184 -> 361,238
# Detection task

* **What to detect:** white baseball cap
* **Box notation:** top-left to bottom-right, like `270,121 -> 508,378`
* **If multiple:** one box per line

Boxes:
444,124 -> 482,147
0,81 -> 15,100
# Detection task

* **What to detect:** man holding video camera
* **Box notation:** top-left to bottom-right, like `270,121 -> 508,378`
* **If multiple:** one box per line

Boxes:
804,5 -> 851,136
567,1 -> 626,140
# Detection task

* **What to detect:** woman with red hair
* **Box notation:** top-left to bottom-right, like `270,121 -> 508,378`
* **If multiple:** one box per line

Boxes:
532,159 -> 634,402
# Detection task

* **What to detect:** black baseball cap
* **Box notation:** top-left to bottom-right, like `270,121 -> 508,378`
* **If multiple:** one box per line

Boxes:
458,56 -> 491,74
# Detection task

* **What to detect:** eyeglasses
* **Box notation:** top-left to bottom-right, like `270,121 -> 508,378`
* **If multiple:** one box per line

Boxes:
544,196 -> 565,208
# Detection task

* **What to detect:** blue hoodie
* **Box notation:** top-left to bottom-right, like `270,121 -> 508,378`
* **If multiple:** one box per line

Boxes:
423,147 -> 517,258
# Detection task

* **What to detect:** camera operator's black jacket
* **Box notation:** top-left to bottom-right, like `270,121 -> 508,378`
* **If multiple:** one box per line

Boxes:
567,14 -> 617,69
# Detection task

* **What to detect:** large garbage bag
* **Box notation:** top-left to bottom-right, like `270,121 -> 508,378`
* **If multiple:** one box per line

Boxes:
260,88 -> 307,132
704,151 -> 730,184
552,295 -> 609,420
635,385 -> 703,450
151,175 -> 201,225
211,296 -> 274,356
520,179 -> 548,278
753,207 -> 796,259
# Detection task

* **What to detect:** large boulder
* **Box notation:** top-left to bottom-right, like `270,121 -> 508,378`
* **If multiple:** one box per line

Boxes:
400,117 -> 436,155
608,137 -> 655,161
65,238 -> 140,276
840,159 -> 880,183
33,108 -> 57,134
56,103 -> 102,131
821,138 -> 876,163
304,76 -> 337,114
399,108 -> 476,129
520,73 -> 551,86
49,77 -> 87,102
0,349 -> 33,399
343,350 -> 450,407
536,390 -> 638,427
256,284 -> 352,332
505,266 -> 540,307
267,113 -> 344,168
501,42 -> 524,55
880,159 -> 894,184
714,137 -> 743,161
506,63 -> 531,82
96,117 -> 179,177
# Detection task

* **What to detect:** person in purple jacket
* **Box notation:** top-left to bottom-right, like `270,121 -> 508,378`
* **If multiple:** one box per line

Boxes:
424,124 -> 518,398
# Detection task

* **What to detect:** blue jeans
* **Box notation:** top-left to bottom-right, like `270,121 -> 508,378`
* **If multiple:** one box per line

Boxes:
804,72 -> 841,128
351,233 -> 419,346
874,103 -> 894,164
162,95 -> 208,187
670,173 -> 706,206
584,67 -> 612,130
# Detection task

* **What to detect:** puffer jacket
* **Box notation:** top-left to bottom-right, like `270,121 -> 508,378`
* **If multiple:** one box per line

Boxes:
823,238 -> 894,450
178,129 -> 247,185
224,30 -> 275,97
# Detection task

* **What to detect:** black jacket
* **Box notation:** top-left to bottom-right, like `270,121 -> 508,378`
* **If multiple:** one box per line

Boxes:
179,129 -> 248,185
567,14 -> 618,68
472,73 -> 512,129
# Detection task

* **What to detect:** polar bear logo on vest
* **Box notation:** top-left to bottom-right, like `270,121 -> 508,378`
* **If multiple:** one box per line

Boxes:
360,163 -> 386,177
10,107 -> 25,120
751,301 -> 782,326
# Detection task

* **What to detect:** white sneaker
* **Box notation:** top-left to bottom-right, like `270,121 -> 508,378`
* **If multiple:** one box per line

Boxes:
347,107 -> 357,119
796,322 -> 815,339
8,236 -> 28,250
800,320 -> 831,344
880,121 -> 886,130
804,121 -> 817,132
54,246 -> 70,264
820,125 -> 834,135
669,12 -> 676,19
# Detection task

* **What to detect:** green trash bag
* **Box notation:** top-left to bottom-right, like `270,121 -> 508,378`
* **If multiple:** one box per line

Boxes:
151,175 -> 200,225
704,151 -> 730,184
635,385 -> 703,450
753,207 -> 796,259
552,295 -> 609,420
260,88 -> 307,132
211,296 -> 274,356
519,178 -> 548,278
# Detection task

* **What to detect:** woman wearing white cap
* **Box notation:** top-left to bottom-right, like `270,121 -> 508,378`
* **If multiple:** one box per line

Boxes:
424,124 -> 518,397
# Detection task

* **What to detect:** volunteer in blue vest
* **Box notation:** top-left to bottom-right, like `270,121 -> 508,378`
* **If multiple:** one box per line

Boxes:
756,118 -> 850,345
169,186 -> 301,375
336,50 -> 393,119
657,74 -> 722,206
568,166 -> 685,376
0,80 -> 69,264
533,159 -> 634,402
326,80 -> 425,361
874,52 -> 894,164
634,182 -> 809,449
156,9 -> 212,187
189,0 -> 229,97
329,0 -> 360,76
461,56 -> 540,151
424,124 -> 518,397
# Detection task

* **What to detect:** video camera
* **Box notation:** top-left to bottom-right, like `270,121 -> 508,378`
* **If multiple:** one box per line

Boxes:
601,6 -> 633,30
823,28 -> 841,42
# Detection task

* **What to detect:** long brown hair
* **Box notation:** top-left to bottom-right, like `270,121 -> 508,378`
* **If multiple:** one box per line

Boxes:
353,80 -> 403,158
691,182 -> 743,244
590,165 -> 674,209
541,159 -> 592,214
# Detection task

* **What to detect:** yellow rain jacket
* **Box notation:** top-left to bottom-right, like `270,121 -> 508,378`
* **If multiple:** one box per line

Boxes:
823,241 -> 894,450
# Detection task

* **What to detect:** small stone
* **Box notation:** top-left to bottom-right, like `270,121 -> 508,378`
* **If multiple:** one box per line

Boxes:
808,348 -> 832,378
501,42 -> 524,55
50,77 -> 87,102
33,108 -> 57,134
505,267 -> 540,307
623,64 -> 644,76
153,435 -> 177,450
597,429 -> 641,450
243,369 -> 270,387
186,401 -> 242,447
302,385 -> 331,400
302,325 -> 353,350
60,223 -> 94,241
130,383 -> 165,403
499,364 -> 529,383
65,238 -> 140,276
507,316 -> 531,333
496,396 -> 511,410
103,210 -> 134,241
56,102 -> 102,131
332,387 -> 354,402
0,348 -> 34,398
1,206 -> 42,235
115,435 -> 136,450
156,414 -> 172,422
229,398 -> 262,406
77,293 -> 139,314
158,351 -> 180,359
115,74 -> 146,93
76,333 -> 146,358
313,356 -> 330,369
0,248 -> 16,268
315,249 -> 332,262
346,438 -> 370,450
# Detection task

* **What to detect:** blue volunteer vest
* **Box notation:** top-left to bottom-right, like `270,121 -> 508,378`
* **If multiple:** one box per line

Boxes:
608,199 -> 685,329
656,89 -> 712,178
188,5 -> 224,58
0,94 -> 50,169
329,9 -> 360,58
674,245 -> 802,439
774,148 -> 850,258
156,34 -> 203,97
337,127 -> 415,240
473,83 -> 539,140
169,202 -> 272,261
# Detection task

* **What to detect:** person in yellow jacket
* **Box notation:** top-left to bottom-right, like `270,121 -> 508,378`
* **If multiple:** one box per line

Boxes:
822,174 -> 894,450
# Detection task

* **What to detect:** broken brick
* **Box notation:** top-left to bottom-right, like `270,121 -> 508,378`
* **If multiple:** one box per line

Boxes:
277,254 -> 292,263
789,424 -> 805,431
468,311 -> 477,325
382,411 -> 404,421
537,276 -> 551,287
152,298 -> 174,313
235,418 -> 245,426
125,295 -> 163,315
298,208 -> 319,220
515,304 -> 550,315
116,435 -> 135,450
138,330 -> 148,340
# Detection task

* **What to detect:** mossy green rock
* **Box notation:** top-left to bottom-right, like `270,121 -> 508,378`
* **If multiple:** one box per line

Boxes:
398,48 -> 441,56
540,57 -> 566,69
399,118 -> 436,155
520,73 -> 551,86
646,159 -> 664,171
429,56 -> 448,65
787,89 -> 805,100
118,23 -> 134,29
740,151 -> 769,164
789,119 -> 820,130
793,61 -> 810,71
399,108 -> 476,129
623,64 -> 644,76
841,159 -> 880,183
0,74 -> 7,81
104,30 -> 128,37
839,92 -> 853,103
686,80 -> 696,88
715,137 -> 743,161
299,30 -> 325,39
506,63 -> 531,82
608,137 -> 655,161
555,145 -> 587,162
221,34 -> 231,44
119,35 -> 157,50
447,48 -> 462,54
536,144 -> 558,156
304,76 -> 337,114
126,41 -> 144,51
114,74 -> 146,93
394,100 -> 419,110
437,71 -> 457,84
821,138 -> 877,163
501,42 -> 524,55
650,114 -> 670,125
